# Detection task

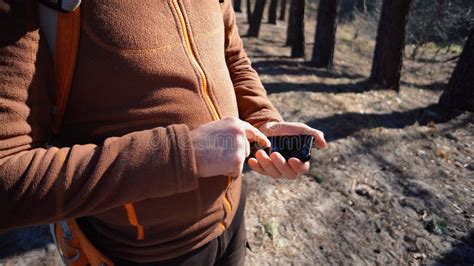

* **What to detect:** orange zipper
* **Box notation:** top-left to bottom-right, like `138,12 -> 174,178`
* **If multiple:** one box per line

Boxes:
170,0 -> 232,230
171,0 -> 219,120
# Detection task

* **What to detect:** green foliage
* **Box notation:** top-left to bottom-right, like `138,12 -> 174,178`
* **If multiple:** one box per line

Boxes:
423,214 -> 448,235
263,219 -> 279,239
418,42 -> 463,54
309,168 -> 325,183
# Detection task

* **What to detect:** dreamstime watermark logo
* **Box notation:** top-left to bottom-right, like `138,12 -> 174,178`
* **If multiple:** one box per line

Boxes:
150,132 -> 250,152
147,120 -> 291,152
191,133 -> 246,152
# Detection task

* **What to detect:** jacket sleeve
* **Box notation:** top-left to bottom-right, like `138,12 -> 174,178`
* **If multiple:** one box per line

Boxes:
0,1 -> 198,231
222,0 -> 283,128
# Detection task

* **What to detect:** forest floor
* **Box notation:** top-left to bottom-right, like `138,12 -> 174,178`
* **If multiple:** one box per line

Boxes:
239,12 -> 473,266
1,9 -> 473,266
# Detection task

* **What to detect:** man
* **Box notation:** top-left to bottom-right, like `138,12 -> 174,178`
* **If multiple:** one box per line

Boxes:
0,0 -> 326,264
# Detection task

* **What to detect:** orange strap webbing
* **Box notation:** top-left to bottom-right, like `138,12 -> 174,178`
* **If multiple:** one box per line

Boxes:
52,7 -> 81,135
55,220 -> 114,266
49,7 -> 115,266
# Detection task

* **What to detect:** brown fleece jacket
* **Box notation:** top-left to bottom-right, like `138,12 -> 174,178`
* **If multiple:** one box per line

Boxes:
0,0 -> 282,262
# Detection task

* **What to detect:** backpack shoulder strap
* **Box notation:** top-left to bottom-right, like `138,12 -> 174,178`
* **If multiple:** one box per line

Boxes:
39,2 -> 81,135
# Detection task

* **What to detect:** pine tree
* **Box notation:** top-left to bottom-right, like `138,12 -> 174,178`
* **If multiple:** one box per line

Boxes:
247,0 -> 267,37
439,29 -> 474,111
369,0 -> 412,91
291,0 -> 305,58
311,0 -> 339,68
268,0 -> 278,24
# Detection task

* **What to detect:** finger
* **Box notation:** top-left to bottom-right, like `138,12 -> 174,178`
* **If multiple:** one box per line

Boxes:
235,134 -> 250,159
259,121 -> 308,136
258,121 -> 280,136
255,149 -> 282,178
288,158 -> 310,174
243,135 -> 251,158
287,125 -> 326,149
310,129 -> 327,149
260,122 -> 327,149
227,134 -> 247,176
287,125 -> 327,149
239,121 -> 271,148
248,158 -> 267,175
270,152 -> 298,179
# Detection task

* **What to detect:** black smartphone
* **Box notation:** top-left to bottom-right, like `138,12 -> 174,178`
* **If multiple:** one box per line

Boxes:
248,135 -> 314,162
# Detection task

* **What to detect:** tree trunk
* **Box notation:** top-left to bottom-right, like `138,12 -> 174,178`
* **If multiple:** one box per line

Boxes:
291,0 -> 305,57
247,0 -> 253,24
279,0 -> 287,21
234,0 -> 242,12
247,0 -> 266,37
369,0 -> 412,91
439,29 -> 474,111
285,0 -> 296,46
268,0 -> 278,24
311,0 -> 338,68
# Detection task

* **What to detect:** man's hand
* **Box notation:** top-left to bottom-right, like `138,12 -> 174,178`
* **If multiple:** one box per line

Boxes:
190,117 -> 270,177
247,121 -> 327,179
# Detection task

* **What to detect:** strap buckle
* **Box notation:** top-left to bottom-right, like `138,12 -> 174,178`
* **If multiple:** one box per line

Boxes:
39,0 -> 81,12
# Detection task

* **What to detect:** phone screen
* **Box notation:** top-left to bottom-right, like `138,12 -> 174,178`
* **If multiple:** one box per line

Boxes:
248,135 -> 314,162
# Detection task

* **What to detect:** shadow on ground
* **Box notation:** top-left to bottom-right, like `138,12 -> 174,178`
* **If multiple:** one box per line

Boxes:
0,226 -> 53,259
307,104 -> 466,142
252,57 -> 448,94
253,59 -> 366,80
264,80 -> 374,94
436,231 -> 474,265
